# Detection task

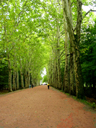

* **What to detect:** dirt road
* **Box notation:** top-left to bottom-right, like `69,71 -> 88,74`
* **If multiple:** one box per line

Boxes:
0,86 -> 96,128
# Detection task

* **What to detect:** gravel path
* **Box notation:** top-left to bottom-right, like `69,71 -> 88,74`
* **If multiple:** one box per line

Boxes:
0,85 -> 96,128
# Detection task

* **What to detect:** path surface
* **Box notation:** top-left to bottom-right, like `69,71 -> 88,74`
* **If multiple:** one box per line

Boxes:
0,86 -> 96,128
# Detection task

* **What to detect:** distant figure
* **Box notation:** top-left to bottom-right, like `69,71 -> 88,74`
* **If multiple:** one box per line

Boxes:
32,84 -> 34,88
47,84 -> 50,89
29,85 -> 31,88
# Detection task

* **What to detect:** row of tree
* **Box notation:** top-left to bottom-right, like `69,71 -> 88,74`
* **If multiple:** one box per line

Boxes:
0,0 -> 48,91
46,0 -> 96,98
0,0 -> 96,99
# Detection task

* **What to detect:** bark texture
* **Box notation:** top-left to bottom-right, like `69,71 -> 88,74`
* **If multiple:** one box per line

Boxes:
13,70 -> 16,91
8,58 -> 12,92
16,71 -> 19,90
62,0 -> 84,98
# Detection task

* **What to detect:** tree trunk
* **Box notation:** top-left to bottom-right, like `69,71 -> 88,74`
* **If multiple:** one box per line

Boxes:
16,71 -> 19,90
48,58 -> 52,85
13,70 -> 16,91
51,47 -> 54,86
52,47 -> 57,88
30,73 -> 33,85
75,0 -> 84,98
57,21 -> 61,89
8,59 -> 12,92
20,59 -> 24,89
74,36 -> 84,98
62,0 -> 84,98
57,57 -> 61,89
62,10 -> 70,93
25,70 -> 28,88
20,70 -> 24,89
69,46 -> 76,95
28,71 -> 30,86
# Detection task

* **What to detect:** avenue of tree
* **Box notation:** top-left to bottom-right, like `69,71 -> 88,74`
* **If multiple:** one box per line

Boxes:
0,0 -> 96,98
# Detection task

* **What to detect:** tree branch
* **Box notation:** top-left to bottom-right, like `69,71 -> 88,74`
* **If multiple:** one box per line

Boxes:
82,9 -> 96,20
60,50 -> 65,57
73,9 -> 96,32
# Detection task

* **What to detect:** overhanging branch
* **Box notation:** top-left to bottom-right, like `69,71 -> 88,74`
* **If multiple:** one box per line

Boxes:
82,9 -> 96,20
73,9 -> 96,32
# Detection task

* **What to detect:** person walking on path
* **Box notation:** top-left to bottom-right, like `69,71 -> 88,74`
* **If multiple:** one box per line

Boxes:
47,84 -> 50,89
32,84 -> 34,88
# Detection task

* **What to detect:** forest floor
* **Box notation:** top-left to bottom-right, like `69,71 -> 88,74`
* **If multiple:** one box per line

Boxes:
0,86 -> 96,128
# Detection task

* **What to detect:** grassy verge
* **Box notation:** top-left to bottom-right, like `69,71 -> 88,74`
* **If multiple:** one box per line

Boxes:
72,96 -> 96,109
51,86 -> 96,109
0,90 -> 9,95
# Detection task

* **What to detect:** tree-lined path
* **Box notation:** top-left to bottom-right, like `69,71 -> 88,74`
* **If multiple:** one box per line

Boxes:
0,86 -> 96,128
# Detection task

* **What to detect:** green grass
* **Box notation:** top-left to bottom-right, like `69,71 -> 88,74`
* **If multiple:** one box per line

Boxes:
72,96 -> 96,109
51,86 -> 96,109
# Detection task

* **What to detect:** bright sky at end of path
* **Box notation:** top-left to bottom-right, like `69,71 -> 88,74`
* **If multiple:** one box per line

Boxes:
41,68 -> 46,77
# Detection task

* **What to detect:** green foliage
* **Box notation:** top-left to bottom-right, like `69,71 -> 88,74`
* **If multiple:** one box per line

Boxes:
0,0 -> 51,85
80,19 -> 96,87
0,0 -> 96,99
91,102 -> 96,108
60,65 -> 64,84
0,53 -> 8,90
42,75 -> 48,83
73,96 -> 96,109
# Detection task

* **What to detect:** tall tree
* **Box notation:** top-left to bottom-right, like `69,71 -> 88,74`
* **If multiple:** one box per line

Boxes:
62,0 -> 84,98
